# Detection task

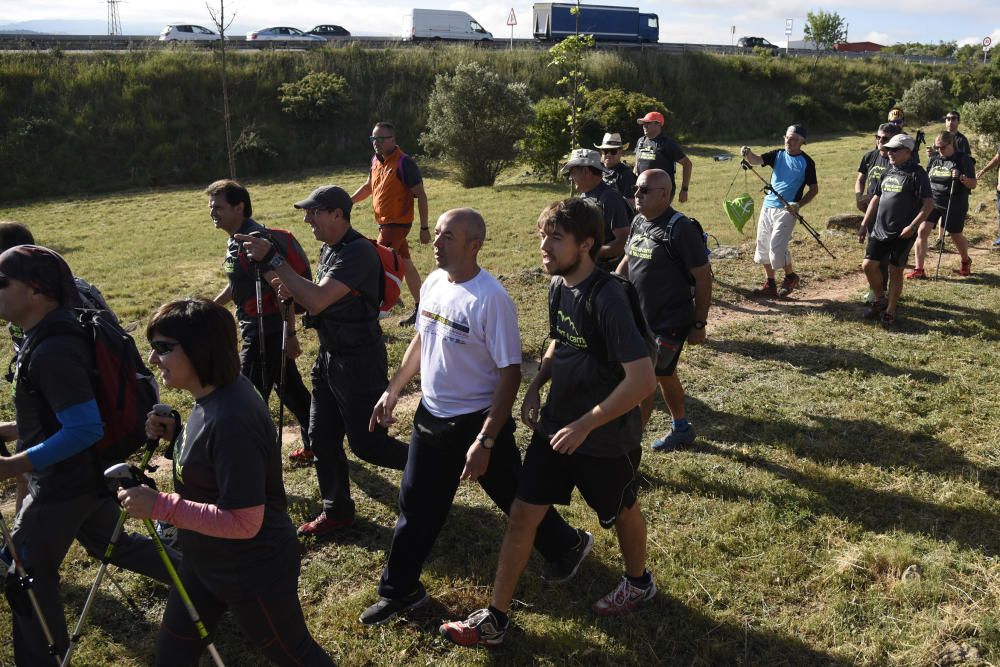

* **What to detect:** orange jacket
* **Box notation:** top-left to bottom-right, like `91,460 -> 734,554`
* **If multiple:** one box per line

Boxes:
371,148 -> 415,225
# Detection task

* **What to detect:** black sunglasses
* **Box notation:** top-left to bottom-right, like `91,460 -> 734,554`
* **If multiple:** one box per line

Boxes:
0,277 -> 9,289
634,186 -> 665,195
601,149 -> 620,155
885,146 -> 907,153
149,340 -> 178,355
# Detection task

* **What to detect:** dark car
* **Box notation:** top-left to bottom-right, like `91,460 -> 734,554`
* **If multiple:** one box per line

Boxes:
308,25 -> 351,39
737,36 -> 780,54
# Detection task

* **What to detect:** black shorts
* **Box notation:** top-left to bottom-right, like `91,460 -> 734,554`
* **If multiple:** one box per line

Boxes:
517,430 -> 642,528
653,329 -> 688,377
865,234 -> 916,268
926,206 -> 967,234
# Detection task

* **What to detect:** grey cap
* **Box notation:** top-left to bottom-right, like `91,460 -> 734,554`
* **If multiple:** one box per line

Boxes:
883,134 -> 915,150
561,148 -> 611,175
293,185 -> 353,215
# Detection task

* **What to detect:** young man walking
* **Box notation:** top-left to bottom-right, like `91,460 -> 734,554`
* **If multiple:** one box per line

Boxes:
741,124 -> 819,298
439,198 -> 656,647
238,185 -> 409,538
359,208 -> 590,626
858,134 -> 934,327
206,180 -> 314,463
352,121 -> 430,326
617,169 -> 711,451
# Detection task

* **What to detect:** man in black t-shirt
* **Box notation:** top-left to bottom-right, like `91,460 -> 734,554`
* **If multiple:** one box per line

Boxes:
0,246 -> 174,665
909,132 -> 977,278
206,180 -> 314,463
618,169 -> 711,452
238,185 -> 409,540
596,132 -> 637,210
439,199 -> 657,647
855,123 -> 900,213
563,148 -> 632,271
858,134 -> 934,327
634,111 -> 693,202
944,111 -> 971,156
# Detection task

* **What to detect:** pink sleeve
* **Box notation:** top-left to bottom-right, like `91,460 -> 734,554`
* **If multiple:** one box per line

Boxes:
152,493 -> 264,540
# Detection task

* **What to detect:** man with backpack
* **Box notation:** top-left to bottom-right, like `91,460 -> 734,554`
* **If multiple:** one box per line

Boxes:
352,121 -> 430,327
563,148 -> 632,271
236,185 -> 409,539
206,180 -> 315,464
0,245 -> 176,664
439,198 -> 656,647
617,169 -> 712,452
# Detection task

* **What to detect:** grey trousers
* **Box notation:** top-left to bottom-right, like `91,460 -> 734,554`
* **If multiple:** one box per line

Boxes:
5,488 -> 180,666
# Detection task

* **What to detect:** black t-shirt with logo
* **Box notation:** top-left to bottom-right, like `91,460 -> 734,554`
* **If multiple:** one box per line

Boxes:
540,271 -> 649,458
604,162 -> 637,203
858,149 -> 891,197
225,218 -> 282,340
927,152 -> 975,213
873,164 -> 933,241
580,182 -> 632,271
625,208 -> 707,333
172,374 -> 296,587
954,131 -> 970,156
634,135 -> 686,178
313,227 -> 383,350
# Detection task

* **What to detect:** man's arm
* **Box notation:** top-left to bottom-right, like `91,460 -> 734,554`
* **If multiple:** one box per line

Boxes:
599,226 -> 629,260
521,340 -> 556,429
411,182 -> 431,244
740,146 -> 764,166
549,356 -> 655,455
0,400 -> 103,480
791,182 -> 819,214
678,156 -> 693,202
858,194 -> 879,242
854,172 -> 868,212
687,263 -> 712,345
351,175 -> 373,203
976,152 -> 1000,179
213,284 -> 232,306
462,364 -> 521,481
370,332 -> 423,431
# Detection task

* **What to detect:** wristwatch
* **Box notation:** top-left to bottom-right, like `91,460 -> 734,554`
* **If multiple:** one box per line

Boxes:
692,320 -> 707,330
475,433 -> 495,449
268,253 -> 284,270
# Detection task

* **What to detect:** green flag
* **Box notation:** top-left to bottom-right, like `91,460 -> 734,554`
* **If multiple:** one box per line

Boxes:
723,193 -> 754,233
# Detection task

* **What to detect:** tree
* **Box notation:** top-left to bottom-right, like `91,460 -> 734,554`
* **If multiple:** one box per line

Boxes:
420,62 -> 533,188
207,0 -> 236,178
549,33 -> 596,146
899,78 -> 946,122
803,10 -> 847,51
520,97 -> 573,181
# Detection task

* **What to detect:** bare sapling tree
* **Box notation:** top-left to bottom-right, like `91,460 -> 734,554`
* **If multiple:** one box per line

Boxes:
207,0 -> 237,178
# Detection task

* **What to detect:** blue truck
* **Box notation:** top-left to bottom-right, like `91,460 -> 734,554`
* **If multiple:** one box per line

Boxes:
532,3 -> 659,43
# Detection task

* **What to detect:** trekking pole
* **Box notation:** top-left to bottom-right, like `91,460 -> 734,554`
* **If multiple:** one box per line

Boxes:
741,159 -> 837,259
105,464 -> 226,667
0,511 -> 60,665
62,404 -> 177,667
254,263 -> 268,393
934,175 -> 957,281
276,299 -> 291,449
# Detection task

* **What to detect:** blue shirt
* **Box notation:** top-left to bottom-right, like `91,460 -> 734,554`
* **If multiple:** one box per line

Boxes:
762,149 -> 817,209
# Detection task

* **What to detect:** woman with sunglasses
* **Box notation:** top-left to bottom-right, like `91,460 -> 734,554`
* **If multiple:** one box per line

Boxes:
117,298 -> 334,666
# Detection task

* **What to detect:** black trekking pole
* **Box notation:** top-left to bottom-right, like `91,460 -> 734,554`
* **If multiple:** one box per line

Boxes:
741,159 -> 837,259
276,299 -> 291,450
934,175 -> 957,281
62,404 -> 178,667
104,463 -> 226,667
254,263 -> 268,393
0,511 -> 60,665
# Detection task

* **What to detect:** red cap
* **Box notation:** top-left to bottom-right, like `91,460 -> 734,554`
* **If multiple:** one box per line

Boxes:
637,111 -> 665,125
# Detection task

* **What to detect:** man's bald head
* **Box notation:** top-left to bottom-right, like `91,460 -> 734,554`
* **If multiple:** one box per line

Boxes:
441,207 -> 486,243
635,168 -> 673,218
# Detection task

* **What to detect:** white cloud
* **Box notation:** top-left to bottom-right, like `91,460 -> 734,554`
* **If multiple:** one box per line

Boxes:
864,32 -> 889,44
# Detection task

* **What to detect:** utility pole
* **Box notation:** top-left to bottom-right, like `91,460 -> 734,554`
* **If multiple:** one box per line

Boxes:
107,0 -> 122,35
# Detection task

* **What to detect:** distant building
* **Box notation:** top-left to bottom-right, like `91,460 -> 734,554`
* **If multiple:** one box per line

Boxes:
834,41 -> 883,53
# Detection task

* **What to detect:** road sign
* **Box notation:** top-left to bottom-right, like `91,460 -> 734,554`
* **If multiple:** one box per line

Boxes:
507,8 -> 517,26
785,19 -> 793,35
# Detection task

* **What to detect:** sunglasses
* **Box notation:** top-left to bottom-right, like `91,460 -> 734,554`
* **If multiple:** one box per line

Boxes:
0,277 -> 9,289
885,146 -> 908,153
875,135 -> 889,141
634,186 -> 665,195
149,340 -> 179,355
369,136 -> 392,143
601,149 -> 620,155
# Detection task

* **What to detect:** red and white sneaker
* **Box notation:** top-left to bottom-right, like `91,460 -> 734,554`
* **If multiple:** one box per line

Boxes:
592,574 -> 657,616
439,608 -> 508,647
288,447 -> 315,465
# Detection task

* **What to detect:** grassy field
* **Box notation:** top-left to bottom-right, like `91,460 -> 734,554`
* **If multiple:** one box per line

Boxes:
1,128 -> 999,666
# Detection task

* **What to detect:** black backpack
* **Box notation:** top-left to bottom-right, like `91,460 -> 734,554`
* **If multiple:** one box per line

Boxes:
548,268 -> 656,363
13,308 -> 159,464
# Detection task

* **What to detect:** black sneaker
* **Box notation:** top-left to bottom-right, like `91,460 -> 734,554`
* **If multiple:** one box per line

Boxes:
398,309 -> 417,327
540,529 -> 594,583
359,585 -> 428,626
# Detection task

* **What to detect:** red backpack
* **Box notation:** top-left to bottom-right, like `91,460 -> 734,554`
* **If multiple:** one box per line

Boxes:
354,237 -> 405,319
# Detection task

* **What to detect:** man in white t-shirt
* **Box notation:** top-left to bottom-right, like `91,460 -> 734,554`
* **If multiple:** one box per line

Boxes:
358,208 -> 591,626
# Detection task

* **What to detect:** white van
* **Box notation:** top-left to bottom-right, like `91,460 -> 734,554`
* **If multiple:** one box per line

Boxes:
402,9 -> 493,41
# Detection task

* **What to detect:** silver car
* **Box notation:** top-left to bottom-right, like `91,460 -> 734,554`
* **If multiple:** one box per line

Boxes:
246,27 -> 325,41
159,24 -> 221,41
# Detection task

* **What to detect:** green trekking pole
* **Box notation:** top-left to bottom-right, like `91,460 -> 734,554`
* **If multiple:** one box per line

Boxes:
105,463 -> 226,667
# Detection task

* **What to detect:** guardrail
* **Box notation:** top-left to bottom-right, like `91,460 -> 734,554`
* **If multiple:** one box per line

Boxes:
0,32 -> 957,64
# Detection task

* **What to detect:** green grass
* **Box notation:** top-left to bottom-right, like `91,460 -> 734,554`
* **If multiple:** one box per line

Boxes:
1,129 -> 1000,665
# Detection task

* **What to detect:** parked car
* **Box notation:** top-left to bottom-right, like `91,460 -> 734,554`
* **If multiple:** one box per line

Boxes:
159,24 -> 221,41
402,9 -> 492,41
737,36 -> 780,54
308,25 -> 351,39
246,27 -> 325,41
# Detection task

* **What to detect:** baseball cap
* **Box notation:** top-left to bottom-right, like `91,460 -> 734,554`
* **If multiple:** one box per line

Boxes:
786,124 -> 807,140
883,134 -> 915,150
293,185 -> 353,215
637,112 -> 665,125
0,245 -> 80,306
561,148 -> 610,175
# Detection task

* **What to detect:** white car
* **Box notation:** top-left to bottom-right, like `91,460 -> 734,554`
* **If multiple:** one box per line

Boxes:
159,24 -> 221,41
246,27 -> 325,42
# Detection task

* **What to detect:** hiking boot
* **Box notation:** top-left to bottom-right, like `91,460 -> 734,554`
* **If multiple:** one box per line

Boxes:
288,447 -> 315,465
777,273 -> 800,297
540,529 -> 594,584
439,608 -> 508,648
398,309 -> 418,327
958,258 -> 972,276
297,512 -> 354,538
592,574 -> 657,616
879,310 -> 898,329
359,585 -> 428,626
863,296 -> 888,320
751,280 -> 778,298
651,424 -> 696,452
904,268 -> 927,280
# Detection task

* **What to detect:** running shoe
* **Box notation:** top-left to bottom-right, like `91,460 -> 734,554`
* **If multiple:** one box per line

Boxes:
288,447 -> 315,465
651,425 -> 696,452
904,268 -> 927,280
879,310 -> 898,329
398,309 -> 418,327
751,280 -> 778,297
439,608 -> 508,647
297,512 -> 354,537
592,574 -> 657,616
359,585 -> 428,625
777,272 -> 800,297
958,258 -> 972,276
541,529 -> 594,583
863,296 -> 888,320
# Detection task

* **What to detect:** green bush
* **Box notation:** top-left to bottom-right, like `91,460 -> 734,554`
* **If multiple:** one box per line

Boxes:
521,97 -> 572,182
899,77 -> 947,123
580,87 -> 668,151
419,62 -> 533,188
277,71 -> 349,122
959,97 -> 1000,158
